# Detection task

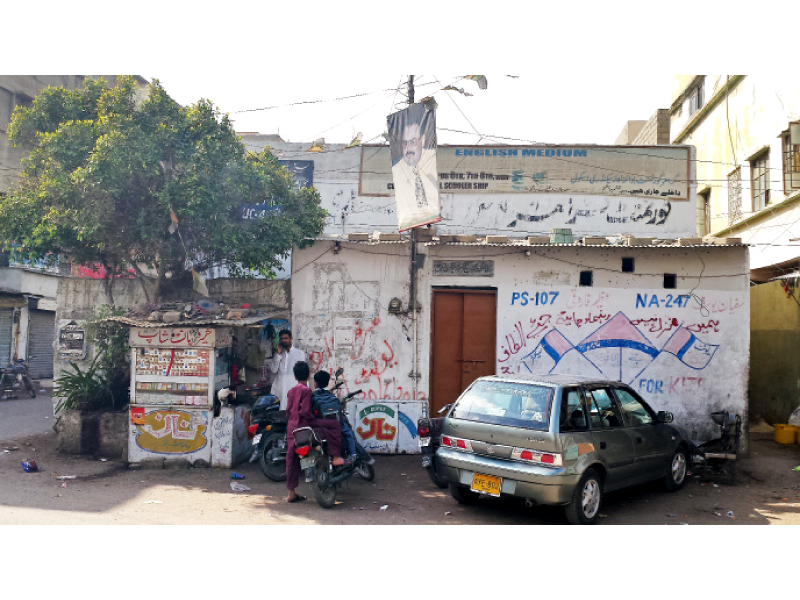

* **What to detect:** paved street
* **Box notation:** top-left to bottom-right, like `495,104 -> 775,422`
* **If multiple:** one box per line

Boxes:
0,384 -> 54,441
1,423 -> 799,525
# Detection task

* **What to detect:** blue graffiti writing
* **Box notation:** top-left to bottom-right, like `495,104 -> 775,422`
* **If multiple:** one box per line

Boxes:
635,294 -> 689,309
511,291 -> 560,306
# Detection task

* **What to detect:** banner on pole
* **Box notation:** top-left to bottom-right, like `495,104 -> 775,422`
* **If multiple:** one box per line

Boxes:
387,103 -> 442,232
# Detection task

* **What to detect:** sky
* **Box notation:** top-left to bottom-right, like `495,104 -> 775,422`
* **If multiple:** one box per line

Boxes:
153,73 -> 676,148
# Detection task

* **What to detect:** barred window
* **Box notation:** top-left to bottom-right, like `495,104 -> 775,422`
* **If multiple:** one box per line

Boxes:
751,152 -> 770,211
728,167 -> 743,225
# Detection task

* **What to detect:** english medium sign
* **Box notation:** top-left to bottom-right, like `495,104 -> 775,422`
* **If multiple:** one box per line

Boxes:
361,145 -> 691,201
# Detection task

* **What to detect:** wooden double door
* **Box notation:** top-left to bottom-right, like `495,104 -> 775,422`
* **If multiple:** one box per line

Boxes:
429,289 -> 496,415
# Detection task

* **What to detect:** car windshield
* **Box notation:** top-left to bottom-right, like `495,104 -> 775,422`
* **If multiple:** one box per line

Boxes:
450,381 -> 554,431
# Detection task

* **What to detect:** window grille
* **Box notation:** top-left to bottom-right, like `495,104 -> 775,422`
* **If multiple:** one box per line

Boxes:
728,167 -> 743,225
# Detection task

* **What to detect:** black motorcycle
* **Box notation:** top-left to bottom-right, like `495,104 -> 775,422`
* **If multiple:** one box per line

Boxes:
248,394 -> 288,481
292,388 -> 375,508
0,357 -> 36,399
416,404 -> 452,488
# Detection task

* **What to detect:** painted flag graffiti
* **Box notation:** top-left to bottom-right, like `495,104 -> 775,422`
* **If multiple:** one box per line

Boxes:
661,327 -> 719,370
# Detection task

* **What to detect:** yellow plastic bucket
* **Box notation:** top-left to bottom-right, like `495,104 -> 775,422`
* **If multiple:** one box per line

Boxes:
774,424 -> 797,445
797,427 -> 800,445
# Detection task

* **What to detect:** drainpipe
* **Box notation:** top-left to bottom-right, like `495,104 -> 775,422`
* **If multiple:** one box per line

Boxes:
410,228 -> 420,400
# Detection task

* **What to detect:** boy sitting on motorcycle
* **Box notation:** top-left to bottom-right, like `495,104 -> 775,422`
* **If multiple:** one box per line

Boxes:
312,370 -> 357,464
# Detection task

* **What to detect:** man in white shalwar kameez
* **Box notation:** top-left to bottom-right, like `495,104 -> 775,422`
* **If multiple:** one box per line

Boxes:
270,329 -> 306,410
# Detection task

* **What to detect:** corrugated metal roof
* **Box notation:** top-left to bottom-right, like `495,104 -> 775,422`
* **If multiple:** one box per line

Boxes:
423,241 -> 747,248
770,272 -> 800,281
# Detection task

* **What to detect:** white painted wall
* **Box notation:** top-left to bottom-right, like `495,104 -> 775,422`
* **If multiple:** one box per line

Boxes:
293,241 -> 750,449
242,137 -> 697,239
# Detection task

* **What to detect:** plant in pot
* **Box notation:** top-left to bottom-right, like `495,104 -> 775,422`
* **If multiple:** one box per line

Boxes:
54,351 -> 116,413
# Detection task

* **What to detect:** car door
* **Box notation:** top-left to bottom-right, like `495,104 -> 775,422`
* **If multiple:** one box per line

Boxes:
584,386 -> 637,492
613,386 -> 671,483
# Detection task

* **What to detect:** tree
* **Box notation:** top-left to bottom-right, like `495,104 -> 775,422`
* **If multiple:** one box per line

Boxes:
1,76 -> 326,302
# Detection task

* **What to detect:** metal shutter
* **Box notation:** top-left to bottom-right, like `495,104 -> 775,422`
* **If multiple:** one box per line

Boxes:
27,309 -> 54,378
0,309 -> 12,366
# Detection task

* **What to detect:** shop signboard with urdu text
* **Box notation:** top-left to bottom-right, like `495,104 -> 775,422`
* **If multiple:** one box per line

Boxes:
361,145 -> 691,201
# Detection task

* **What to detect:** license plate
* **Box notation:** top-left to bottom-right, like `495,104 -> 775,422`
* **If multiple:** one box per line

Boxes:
252,434 -> 262,446
471,473 -> 502,496
300,457 -> 315,470
419,438 -> 431,447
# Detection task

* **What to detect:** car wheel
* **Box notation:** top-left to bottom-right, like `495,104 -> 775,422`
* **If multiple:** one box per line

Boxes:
448,483 -> 479,504
565,468 -> 602,525
664,447 -> 688,491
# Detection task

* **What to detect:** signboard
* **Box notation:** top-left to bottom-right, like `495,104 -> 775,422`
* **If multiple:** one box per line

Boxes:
57,320 -> 86,359
387,103 -> 442,231
361,145 -> 691,201
350,401 -> 422,454
130,327 -> 216,348
129,408 -> 211,462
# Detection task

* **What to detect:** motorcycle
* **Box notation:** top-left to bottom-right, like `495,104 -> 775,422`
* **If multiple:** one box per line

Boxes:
0,357 -> 36,399
292,387 -> 375,508
248,394 -> 289,481
416,404 -> 452,489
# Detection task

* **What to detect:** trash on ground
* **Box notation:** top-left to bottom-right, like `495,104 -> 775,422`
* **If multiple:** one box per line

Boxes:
666,513 -> 677,518
56,475 -> 76,480
230,472 -> 245,480
379,504 -> 389,511
143,500 -> 163,504
39,389 -> 46,393
713,483 -> 719,488
230,482 -> 251,492
714,512 -> 722,517
445,511 -> 452,516
792,466 -> 800,472
21,460 -> 38,473
4,446 -> 19,452
99,458 -> 107,462
727,511 -> 735,518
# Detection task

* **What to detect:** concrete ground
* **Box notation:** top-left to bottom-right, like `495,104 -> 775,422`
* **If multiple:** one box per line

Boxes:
1,425 -> 799,525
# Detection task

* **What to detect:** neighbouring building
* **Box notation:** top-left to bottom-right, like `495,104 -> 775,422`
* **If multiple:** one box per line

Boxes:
0,76 -> 147,378
668,75 -> 800,424
243,134 -> 750,453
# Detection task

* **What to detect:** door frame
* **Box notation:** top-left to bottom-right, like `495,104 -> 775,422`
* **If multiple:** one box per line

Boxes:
428,287 -> 497,415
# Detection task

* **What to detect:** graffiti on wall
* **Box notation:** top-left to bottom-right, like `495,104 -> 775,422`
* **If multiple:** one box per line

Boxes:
499,289 -> 745,393
307,316 -> 427,401
133,409 -> 209,454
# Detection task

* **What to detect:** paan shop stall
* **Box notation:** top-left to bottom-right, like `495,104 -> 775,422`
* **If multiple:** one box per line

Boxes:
125,318 -> 268,468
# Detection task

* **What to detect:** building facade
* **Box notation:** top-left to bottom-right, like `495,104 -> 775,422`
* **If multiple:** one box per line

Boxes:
669,75 -> 800,424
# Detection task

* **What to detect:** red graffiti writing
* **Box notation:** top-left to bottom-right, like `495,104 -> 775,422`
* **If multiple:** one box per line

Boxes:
631,316 -> 680,338
354,340 -> 397,385
685,319 -> 720,334
668,376 -> 705,393
554,311 -> 612,329
357,417 -> 397,441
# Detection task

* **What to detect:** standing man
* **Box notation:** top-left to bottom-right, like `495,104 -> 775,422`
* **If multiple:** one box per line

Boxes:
270,329 -> 305,410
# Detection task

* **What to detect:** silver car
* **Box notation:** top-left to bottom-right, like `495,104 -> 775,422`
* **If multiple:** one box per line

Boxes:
435,374 -> 690,524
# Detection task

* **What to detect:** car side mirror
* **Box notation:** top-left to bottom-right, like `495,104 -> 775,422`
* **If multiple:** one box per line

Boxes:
437,403 -> 453,415
657,411 -> 673,423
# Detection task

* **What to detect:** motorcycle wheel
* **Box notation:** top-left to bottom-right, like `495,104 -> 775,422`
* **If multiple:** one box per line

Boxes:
426,465 -> 448,489
355,462 -> 375,481
259,432 -> 287,482
311,455 -> 337,509
24,377 -> 36,398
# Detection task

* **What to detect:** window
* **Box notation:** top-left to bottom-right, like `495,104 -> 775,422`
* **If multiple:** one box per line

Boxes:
699,189 -> 711,236
728,167 -> 743,225
783,126 -> 800,194
559,388 -> 588,432
664,274 -> 677,289
579,271 -> 593,287
688,82 -> 704,115
621,257 -> 635,273
586,388 -> 624,429
751,151 -> 770,210
449,380 -> 554,431
613,387 -> 654,426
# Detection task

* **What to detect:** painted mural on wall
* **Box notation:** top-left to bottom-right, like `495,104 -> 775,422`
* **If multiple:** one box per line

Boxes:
498,287 -> 745,402
351,401 -> 422,454
131,409 -> 210,455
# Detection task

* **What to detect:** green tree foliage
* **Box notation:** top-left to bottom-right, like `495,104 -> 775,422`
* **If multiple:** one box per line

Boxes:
1,76 -> 326,300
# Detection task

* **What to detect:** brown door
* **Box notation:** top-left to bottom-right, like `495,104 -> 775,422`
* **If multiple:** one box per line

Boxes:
430,289 -> 496,415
